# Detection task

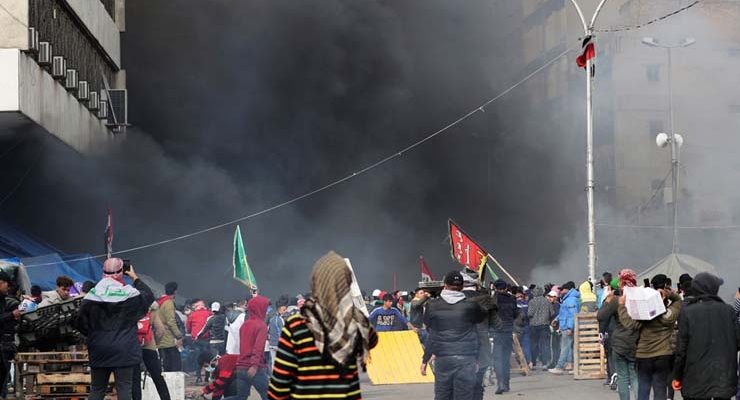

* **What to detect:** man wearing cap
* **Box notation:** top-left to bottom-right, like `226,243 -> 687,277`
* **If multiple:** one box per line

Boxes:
461,270 -> 498,400
198,301 -> 227,357
0,271 -> 20,398
76,258 -> 154,400
549,281 -> 580,374
369,293 -> 413,332
491,279 -> 518,394
421,271 -> 486,400
267,295 -> 289,370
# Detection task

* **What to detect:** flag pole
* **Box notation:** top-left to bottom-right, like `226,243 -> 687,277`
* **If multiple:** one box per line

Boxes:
487,254 -> 519,286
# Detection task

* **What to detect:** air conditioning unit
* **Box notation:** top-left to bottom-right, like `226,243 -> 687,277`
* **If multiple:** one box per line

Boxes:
52,56 -> 66,79
88,92 -> 100,110
64,69 -> 78,91
38,42 -> 51,65
27,28 -> 39,53
106,89 -> 128,129
77,81 -> 90,101
97,100 -> 108,119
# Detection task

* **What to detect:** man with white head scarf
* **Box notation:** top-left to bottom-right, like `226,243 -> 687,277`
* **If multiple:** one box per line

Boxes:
76,258 -> 154,400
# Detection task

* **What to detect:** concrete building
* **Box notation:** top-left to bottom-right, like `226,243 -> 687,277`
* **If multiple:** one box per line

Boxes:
0,0 -> 127,153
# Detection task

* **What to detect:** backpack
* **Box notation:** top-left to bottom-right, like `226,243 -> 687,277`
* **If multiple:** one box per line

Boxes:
137,312 -> 153,346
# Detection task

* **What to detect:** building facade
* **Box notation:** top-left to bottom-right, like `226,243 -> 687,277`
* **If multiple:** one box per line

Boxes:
0,0 -> 127,153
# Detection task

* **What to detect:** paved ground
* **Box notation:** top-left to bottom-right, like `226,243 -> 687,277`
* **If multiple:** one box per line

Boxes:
362,369 -> 616,400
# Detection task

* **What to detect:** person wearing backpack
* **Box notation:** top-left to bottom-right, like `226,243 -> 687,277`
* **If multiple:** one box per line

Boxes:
133,302 -> 171,400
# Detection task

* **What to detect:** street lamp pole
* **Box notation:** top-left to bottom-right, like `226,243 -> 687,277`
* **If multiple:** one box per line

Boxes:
569,0 -> 609,282
642,37 -> 695,253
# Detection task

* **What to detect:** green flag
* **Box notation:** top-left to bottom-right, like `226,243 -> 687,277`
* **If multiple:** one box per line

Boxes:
485,263 -> 499,282
233,226 -> 258,289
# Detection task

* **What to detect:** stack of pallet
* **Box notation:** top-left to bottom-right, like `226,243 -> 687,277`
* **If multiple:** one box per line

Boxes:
573,312 -> 606,380
15,350 -> 93,399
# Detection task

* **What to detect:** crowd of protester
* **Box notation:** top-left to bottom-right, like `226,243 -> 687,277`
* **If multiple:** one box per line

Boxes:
0,255 -> 738,400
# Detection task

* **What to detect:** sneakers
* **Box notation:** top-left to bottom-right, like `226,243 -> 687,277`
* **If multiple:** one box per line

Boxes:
548,368 -> 565,375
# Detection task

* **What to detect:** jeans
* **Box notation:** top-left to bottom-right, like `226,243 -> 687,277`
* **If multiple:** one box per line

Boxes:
193,340 -> 213,381
222,368 -> 269,400
549,331 -> 560,368
555,332 -> 573,369
493,331 -> 514,391
159,347 -> 182,372
614,352 -> 638,400
434,355 -> 477,400
636,355 -> 671,400
519,325 -> 531,364
530,325 -> 550,367
90,366 -> 134,400
0,346 -> 15,398
132,349 -> 171,400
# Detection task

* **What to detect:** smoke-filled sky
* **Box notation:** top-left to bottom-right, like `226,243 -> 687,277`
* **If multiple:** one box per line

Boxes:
1,0 -> 738,301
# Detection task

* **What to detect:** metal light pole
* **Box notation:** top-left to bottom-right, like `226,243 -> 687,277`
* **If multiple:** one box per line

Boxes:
569,0 -> 609,282
642,37 -> 695,253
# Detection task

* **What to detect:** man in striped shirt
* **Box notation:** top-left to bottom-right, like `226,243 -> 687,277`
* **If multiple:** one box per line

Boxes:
268,252 -> 378,400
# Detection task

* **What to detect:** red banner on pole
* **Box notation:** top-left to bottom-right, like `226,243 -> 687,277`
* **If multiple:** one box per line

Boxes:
419,256 -> 435,282
449,219 -> 488,272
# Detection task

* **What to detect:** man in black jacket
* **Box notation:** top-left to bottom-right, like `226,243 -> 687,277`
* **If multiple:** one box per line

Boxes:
491,279 -> 519,394
421,271 -> 486,400
461,270 -> 498,400
673,272 -> 740,400
76,259 -> 155,400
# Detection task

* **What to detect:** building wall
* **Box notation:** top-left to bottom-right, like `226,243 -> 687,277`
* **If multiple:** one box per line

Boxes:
0,49 -> 114,153
0,0 -> 126,154
0,0 -> 28,49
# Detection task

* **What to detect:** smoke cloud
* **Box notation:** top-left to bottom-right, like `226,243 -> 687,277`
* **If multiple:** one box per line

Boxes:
1,1 -> 738,301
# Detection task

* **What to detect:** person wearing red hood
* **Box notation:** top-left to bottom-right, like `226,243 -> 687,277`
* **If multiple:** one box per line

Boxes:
225,295 -> 270,400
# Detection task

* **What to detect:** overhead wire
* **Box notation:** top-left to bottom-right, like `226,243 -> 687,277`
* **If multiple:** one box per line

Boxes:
594,1 -> 701,33
23,43 -> 579,267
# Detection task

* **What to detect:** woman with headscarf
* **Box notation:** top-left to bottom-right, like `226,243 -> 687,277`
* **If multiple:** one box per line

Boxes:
267,251 -> 378,400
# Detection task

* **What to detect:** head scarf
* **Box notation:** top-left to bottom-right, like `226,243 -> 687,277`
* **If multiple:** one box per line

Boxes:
103,258 -> 125,285
301,251 -> 372,368
618,268 -> 637,287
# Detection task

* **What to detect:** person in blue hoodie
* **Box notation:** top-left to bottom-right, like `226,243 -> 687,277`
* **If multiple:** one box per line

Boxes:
548,281 -> 580,374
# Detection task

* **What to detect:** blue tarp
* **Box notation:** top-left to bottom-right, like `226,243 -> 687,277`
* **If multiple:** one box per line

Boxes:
21,254 -> 96,291
0,223 -> 60,259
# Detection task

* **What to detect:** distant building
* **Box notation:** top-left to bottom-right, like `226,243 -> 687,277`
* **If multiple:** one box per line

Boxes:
494,0 -> 740,226
0,0 -> 127,153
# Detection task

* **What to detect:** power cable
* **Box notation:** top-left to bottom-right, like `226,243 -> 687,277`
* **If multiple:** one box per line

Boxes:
23,44 -> 578,267
594,1 -> 701,33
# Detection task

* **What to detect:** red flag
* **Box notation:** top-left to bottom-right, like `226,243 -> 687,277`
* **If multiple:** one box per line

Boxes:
449,219 -> 488,272
104,209 -> 113,258
576,36 -> 595,68
419,256 -> 435,282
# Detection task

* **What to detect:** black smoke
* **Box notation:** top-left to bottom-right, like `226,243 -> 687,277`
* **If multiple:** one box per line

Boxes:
1,0 -> 603,301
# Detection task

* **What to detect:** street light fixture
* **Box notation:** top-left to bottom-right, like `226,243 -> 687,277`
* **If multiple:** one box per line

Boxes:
642,37 -> 695,253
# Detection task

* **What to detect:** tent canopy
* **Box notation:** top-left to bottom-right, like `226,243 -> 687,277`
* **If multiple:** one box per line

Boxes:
21,254 -> 98,291
638,253 -> 718,282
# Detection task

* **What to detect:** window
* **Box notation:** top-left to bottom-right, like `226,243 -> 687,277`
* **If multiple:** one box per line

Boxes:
649,119 -> 664,139
646,64 -> 661,82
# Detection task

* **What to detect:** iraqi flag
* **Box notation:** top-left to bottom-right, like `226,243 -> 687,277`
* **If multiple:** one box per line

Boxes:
419,256 -> 435,282
576,36 -> 596,68
103,209 -> 113,258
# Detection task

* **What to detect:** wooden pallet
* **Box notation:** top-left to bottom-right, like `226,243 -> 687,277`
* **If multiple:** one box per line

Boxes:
573,312 -> 606,380
15,351 -> 92,398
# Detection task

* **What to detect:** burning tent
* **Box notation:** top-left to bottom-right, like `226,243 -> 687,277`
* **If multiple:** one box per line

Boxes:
638,253 -> 718,282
